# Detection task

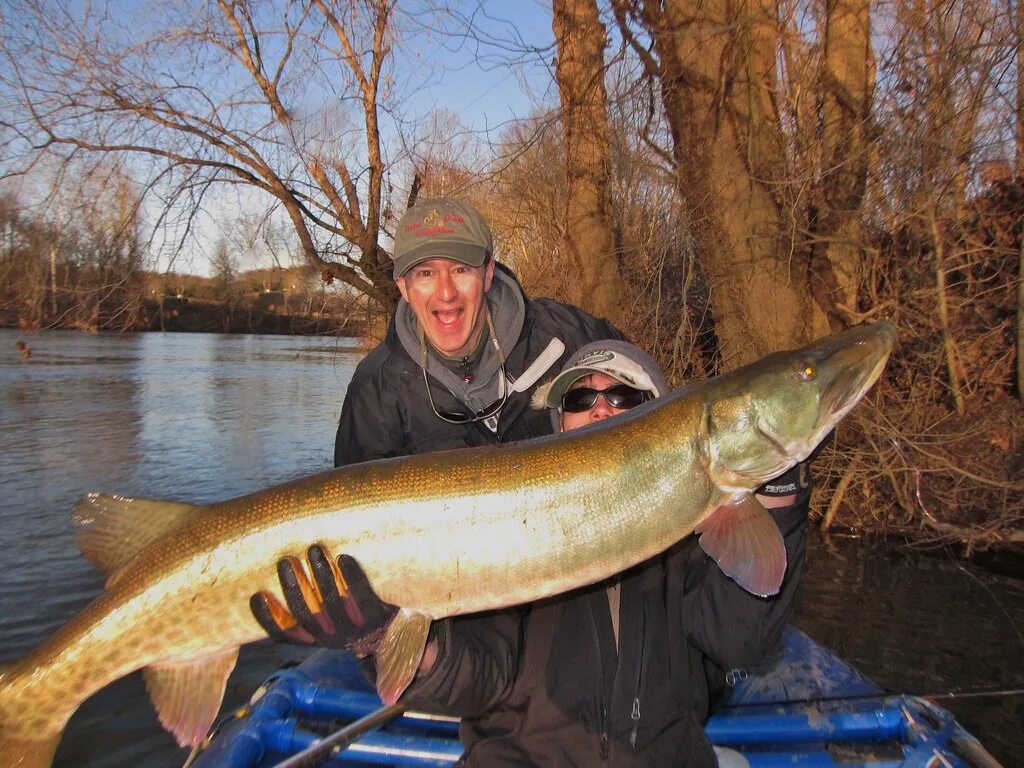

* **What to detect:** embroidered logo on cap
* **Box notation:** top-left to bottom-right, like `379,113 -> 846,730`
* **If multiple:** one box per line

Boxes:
405,209 -> 466,239
574,351 -> 643,387
577,351 -> 615,366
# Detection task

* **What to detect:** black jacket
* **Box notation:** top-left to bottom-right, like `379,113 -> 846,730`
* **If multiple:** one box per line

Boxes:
334,266 -> 622,466
402,497 -> 809,768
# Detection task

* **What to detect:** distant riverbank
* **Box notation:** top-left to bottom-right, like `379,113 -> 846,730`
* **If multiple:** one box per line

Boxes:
1,295 -> 367,337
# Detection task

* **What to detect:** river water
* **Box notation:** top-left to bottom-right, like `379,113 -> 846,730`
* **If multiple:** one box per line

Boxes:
0,328 -> 1021,767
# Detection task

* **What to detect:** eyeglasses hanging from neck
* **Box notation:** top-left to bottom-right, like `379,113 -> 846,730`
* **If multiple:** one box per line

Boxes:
418,307 -> 509,425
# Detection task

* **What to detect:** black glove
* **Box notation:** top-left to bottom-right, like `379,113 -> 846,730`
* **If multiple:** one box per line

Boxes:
250,545 -> 398,656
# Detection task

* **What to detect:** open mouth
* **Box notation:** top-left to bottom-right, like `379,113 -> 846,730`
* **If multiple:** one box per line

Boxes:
432,308 -> 464,328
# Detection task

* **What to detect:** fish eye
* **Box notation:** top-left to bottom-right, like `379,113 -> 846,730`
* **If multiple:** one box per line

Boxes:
796,361 -> 816,381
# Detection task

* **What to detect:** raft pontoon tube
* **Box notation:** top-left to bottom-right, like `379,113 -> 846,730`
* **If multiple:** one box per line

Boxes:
192,627 -> 1002,768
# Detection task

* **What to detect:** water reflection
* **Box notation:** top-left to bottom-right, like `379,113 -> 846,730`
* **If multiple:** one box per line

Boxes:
0,334 -> 144,654
793,535 -> 1024,761
0,329 -> 357,766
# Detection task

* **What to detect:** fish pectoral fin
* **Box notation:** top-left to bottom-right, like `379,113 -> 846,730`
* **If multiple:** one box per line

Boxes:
696,494 -> 787,597
73,493 -> 204,580
374,609 -> 432,705
143,647 -> 240,749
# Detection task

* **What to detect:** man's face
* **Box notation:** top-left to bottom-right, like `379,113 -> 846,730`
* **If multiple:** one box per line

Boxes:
396,257 -> 496,358
560,372 -> 632,432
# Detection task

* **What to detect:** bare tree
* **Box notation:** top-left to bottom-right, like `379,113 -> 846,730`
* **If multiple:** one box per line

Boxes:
1,0 -> 401,312
0,162 -> 148,330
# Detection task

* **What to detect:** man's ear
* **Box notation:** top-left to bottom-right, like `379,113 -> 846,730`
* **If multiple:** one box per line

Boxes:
483,259 -> 496,292
395,276 -> 409,303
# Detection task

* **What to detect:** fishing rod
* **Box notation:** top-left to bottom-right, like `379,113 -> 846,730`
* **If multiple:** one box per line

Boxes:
720,684 -> 1024,710
922,685 -> 1024,701
270,702 -> 408,768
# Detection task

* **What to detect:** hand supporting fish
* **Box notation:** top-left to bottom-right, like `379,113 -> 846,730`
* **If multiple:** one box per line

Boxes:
250,546 -> 397,656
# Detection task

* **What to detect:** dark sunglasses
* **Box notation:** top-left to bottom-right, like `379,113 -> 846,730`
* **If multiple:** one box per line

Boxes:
561,384 -> 650,413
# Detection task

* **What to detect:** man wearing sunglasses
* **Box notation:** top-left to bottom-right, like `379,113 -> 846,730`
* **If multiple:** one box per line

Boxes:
254,340 -> 813,768
333,197 -> 622,467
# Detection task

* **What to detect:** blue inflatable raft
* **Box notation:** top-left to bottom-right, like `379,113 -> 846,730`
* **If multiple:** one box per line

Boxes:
191,627 -> 1002,768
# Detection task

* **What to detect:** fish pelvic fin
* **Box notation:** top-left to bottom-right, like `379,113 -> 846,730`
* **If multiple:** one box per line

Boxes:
73,493 -> 203,579
696,494 -> 787,597
143,647 -> 239,749
0,664 -> 63,768
374,609 -> 432,705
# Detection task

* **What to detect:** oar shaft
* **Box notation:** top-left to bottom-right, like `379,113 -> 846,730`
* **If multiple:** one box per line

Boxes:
272,702 -> 407,768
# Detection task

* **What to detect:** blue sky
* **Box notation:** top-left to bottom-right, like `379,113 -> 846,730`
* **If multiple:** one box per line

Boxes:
394,0 -> 559,135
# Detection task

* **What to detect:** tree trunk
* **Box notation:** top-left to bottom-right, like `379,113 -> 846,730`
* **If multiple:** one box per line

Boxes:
49,243 -> 58,319
1016,0 -> 1024,176
811,0 -> 874,331
552,0 -> 621,322
652,0 -> 828,366
1018,0 -> 1024,399
1018,235 -> 1024,401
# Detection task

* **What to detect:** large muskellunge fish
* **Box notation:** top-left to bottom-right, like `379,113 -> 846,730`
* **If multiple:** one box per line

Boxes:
0,322 -> 896,767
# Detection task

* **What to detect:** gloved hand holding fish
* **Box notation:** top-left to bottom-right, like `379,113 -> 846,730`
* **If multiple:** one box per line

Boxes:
250,545 -> 398,655
0,321 -> 897,768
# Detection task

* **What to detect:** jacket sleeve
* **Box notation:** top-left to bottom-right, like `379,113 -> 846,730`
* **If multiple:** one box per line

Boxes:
672,491 -> 809,673
334,355 -> 406,468
401,610 -> 523,717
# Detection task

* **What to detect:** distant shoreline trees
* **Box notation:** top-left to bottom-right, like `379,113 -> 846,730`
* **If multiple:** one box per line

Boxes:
0,186 -> 366,334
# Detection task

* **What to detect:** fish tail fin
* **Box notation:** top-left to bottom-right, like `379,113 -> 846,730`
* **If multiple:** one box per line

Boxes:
0,664 -> 64,768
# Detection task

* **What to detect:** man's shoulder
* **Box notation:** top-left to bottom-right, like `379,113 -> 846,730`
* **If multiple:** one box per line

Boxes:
525,295 -> 620,343
346,339 -> 413,398
355,339 -> 393,369
527,295 -> 602,327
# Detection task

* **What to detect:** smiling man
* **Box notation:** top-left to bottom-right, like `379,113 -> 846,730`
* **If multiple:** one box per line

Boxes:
333,197 -> 623,467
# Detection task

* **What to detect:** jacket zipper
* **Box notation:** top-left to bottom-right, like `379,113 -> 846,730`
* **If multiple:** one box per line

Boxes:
629,600 -> 647,748
588,590 -> 612,761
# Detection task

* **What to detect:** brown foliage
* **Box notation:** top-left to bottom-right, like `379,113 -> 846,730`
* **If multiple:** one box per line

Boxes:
812,177 -> 1024,550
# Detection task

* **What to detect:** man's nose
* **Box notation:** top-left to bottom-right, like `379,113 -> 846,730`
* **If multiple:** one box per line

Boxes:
436,270 -> 457,301
590,394 -> 615,419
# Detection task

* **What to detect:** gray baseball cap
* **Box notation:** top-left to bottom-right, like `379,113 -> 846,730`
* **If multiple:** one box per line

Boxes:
392,198 -> 493,278
543,339 -> 670,409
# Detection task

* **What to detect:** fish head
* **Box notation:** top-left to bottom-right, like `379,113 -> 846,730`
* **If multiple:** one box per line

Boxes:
705,321 -> 897,489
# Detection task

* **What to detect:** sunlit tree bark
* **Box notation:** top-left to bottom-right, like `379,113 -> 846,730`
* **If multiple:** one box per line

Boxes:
811,0 -> 875,331
614,0 -> 829,366
552,0 -> 622,321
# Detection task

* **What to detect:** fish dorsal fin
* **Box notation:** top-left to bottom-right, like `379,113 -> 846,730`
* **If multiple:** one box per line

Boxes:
144,647 -> 239,748
73,492 -> 203,578
696,494 -> 787,597
375,609 -> 432,705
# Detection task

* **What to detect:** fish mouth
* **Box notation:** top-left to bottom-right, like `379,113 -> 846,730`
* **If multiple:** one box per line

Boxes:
820,322 -> 897,421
